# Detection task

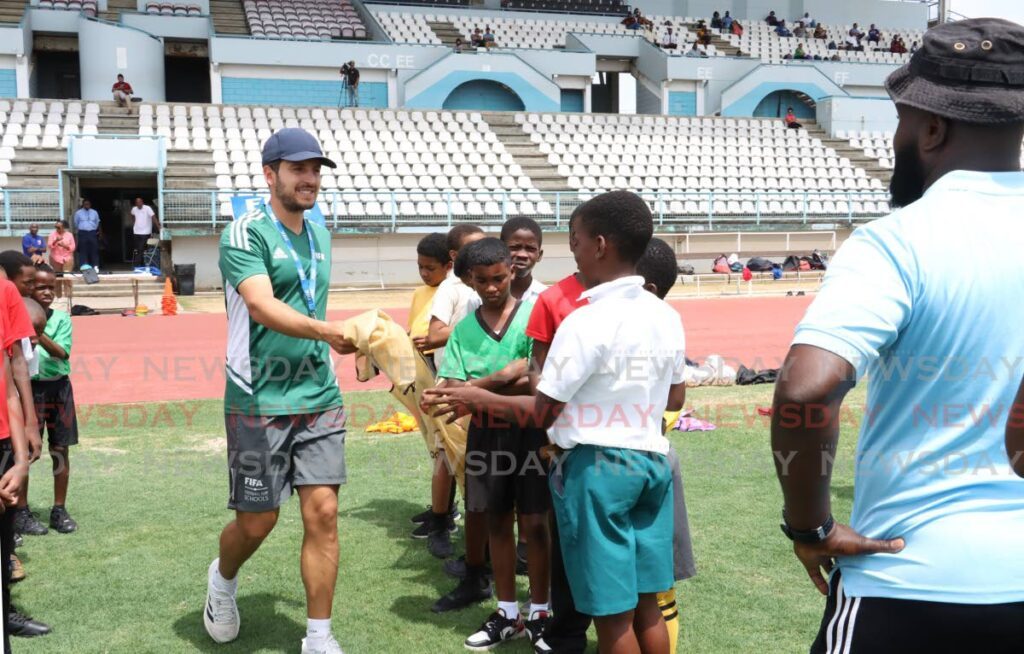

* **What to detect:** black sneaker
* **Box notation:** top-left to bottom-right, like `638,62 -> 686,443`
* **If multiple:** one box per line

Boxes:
525,611 -> 552,653
13,509 -> 48,536
444,556 -> 493,580
427,527 -> 454,559
412,513 -> 456,539
50,506 -> 77,534
515,541 -> 528,576
463,609 -> 525,650
411,505 -> 434,524
8,609 -> 52,638
432,572 -> 492,613
13,533 -> 23,549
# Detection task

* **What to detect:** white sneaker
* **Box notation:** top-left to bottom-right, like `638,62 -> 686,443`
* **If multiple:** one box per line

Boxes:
204,559 -> 240,643
301,635 -> 344,653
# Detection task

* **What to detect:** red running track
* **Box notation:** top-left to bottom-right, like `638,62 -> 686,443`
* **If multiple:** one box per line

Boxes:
69,296 -> 813,406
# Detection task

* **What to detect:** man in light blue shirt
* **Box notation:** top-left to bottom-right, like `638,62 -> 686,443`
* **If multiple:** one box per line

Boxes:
73,199 -> 100,270
772,18 -> 1024,653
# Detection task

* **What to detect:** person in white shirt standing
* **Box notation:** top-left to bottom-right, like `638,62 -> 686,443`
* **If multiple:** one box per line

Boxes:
129,197 -> 159,269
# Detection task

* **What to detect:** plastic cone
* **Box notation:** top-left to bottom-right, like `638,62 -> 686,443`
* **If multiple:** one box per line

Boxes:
161,278 -> 178,316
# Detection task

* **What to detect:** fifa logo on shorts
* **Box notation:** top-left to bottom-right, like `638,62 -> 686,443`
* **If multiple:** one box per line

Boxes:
244,477 -> 265,489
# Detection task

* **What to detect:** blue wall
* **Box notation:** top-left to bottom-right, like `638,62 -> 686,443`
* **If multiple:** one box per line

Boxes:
723,80 -> 833,117
754,90 -> 815,119
560,89 -> 584,113
442,80 -> 525,111
0,69 -> 15,98
221,77 -> 387,108
668,91 -> 697,116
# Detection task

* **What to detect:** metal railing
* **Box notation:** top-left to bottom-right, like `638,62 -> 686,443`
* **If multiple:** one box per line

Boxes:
3,189 -> 891,232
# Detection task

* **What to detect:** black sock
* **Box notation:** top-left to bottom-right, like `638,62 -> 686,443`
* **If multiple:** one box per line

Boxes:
430,511 -> 448,532
447,484 -> 457,513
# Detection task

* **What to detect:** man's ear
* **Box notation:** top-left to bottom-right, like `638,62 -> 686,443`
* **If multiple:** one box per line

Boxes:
921,113 -> 949,154
594,235 -> 608,259
642,282 -> 659,295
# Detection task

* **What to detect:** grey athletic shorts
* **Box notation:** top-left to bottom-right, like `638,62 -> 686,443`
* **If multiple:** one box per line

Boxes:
225,406 -> 347,512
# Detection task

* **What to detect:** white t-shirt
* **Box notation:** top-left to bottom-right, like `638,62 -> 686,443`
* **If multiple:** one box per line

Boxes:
519,278 -> 548,305
132,205 -> 155,235
430,272 -> 481,372
537,276 -> 686,454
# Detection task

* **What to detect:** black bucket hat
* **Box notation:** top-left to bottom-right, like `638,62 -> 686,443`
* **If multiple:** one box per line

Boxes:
885,17 -> 1024,124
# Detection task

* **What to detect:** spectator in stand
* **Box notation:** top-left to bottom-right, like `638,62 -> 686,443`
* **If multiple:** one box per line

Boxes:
454,38 -> 464,53
662,27 -> 678,49
848,23 -> 865,48
868,23 -> 882,44
891,35 -> 908,54
482,26 -> 495,48
130,197 -> 159,269
793,21 -> 807,38
828,39 -> 838,49
710,11 -> 723,30
775,19 -> 792,37
784,106 -> 802,129
21,225 -> 45,265
345,60 -> 359,107
910,40 -> 919,54
73,199 -> 100,270
685,42 -> 706,58
730,18 -> 744,36
794,43 -> 806,59
766,10 -> 778,26
47,221 -> 75,298
111,74 -> 134,114
800,11 -> 815,27
831,53 -> 842,61
814,23 -> 827,39
622,12 -> 639,29
471,27 -> 483,47
634,9 -> 653,30
722,11 -> 733,31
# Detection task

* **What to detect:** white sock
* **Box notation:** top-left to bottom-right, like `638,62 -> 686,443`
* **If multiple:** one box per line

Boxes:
498,601 -> 519,620
307,618 -> 332,643
211,561 -> 237,595
529,603 -> 550,619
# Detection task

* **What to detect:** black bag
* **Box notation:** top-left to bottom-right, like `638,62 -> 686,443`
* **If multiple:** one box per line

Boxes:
735,365 -> 779,385
677,264 -> 695,276
782,255 -> 801,271
71,305 -> 99,316
81,267 -> 100,284
810,250 -> 829,270
746,256 -> 774,272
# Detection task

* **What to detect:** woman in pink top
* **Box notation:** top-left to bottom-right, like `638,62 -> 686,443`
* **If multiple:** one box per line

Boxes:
48,220 -> 76,297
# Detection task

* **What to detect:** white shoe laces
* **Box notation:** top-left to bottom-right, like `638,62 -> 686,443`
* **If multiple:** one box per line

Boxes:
208,591 -> 238,624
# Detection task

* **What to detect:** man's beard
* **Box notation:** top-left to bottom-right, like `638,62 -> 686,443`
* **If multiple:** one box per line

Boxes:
889,143 -> 927,209
275,178 -> 317,213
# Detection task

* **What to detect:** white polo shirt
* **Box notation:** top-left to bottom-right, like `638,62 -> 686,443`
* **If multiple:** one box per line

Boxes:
520,278 -> 548,305
131,204 -> 156,235
537,275 -> 686,454
430,271 -> 481,372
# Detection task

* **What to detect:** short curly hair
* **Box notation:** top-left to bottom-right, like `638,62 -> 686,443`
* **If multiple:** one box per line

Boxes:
636,237 -> 677,300
570,191 -> 653,265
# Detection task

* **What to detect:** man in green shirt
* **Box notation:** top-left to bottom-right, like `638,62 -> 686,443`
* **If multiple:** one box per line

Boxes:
204,128 -> 356,654
30,265 -> 78,535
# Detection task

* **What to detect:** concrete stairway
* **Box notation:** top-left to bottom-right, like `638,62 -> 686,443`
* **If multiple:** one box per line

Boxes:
210,0 -> 250,35
6,149 -> 65,190
96,100 -> 140,134
427,20 -> 463,47
165,151 -> 217,190
481,112 -> 571,192
0,0 -> 25,24
66,275 -> 166,299
821,135 -> 893,186
707,31 -> 742,56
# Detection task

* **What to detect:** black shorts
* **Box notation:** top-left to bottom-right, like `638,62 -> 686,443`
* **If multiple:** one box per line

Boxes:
32,377 -> 79,448
464,420 -> 550,515
811,570 -> 1024,654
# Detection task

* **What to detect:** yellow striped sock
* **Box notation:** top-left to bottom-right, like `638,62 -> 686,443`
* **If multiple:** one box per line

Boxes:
658,588 -> 679,654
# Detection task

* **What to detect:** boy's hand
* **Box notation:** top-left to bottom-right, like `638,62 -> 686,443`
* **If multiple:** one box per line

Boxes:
27,428 -> 43,463
423,386 -> 486,422
412,336 -> 430,353
0,463 -> 28,506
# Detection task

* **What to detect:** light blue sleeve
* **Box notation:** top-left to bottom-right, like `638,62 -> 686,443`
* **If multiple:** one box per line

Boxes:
792,221 -> 915,379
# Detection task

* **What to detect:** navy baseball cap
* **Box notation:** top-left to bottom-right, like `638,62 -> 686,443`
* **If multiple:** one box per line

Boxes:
261,128 -> 336,168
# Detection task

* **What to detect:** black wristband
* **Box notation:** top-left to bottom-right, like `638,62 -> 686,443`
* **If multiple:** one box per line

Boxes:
780,511 -> 835,544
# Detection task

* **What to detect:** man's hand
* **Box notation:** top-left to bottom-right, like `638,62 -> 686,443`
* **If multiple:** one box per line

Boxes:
0,463 -> 28,506
412,335 -> 430,353
320,322 -> 358,356
793,522 -> 904,595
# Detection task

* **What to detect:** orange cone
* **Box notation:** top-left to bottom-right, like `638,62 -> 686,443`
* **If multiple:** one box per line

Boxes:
161,278 -> 178,316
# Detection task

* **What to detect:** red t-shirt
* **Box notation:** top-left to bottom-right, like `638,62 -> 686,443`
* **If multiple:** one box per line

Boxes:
0,279 -> 34,440
112,81 -> 133,94
526,273 -> 588,344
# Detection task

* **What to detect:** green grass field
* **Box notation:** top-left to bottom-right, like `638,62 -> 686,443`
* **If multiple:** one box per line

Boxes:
14,385 -> 866,654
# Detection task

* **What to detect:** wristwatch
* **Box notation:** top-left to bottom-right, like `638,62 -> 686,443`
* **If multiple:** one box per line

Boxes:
780,511 -> 835,544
